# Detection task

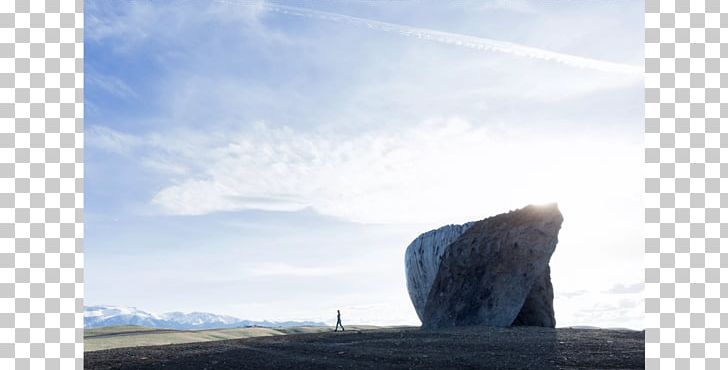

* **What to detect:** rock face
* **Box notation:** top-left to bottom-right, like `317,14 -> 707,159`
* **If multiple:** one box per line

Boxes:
404,204 -> 563,329
404,222 -> 476,320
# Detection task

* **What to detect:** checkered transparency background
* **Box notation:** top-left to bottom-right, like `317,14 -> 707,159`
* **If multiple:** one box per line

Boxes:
0,0 -> 84,369
645,0 -> 727,369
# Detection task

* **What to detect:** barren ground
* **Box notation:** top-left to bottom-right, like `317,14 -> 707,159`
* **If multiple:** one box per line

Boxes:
85,326 -> 644,369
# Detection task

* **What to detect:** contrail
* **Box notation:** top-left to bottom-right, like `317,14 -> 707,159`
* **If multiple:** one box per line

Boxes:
215,0 -> 642,75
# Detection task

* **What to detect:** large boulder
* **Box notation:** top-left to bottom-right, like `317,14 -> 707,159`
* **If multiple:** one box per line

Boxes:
404,204 -> 563,329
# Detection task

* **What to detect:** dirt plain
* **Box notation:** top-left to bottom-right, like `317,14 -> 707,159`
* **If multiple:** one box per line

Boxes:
85,325 -> 644,369
84,325 -> 380,352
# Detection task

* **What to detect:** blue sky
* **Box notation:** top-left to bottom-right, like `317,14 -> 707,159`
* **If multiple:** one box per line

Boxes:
85,0 -> 644,327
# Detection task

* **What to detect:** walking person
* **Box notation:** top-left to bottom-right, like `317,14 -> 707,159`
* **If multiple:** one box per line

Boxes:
334,310 -> 345,332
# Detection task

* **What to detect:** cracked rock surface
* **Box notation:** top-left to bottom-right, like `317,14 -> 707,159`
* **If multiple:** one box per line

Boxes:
404,204 -> 563,329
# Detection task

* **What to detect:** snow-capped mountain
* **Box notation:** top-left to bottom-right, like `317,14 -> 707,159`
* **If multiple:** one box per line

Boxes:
85,305 -> 325,330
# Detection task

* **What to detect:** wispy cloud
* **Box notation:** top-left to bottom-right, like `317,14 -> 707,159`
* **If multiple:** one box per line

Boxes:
569,298 -> 644,329
477,0 -> 537,13
215,0 -> 641,75
90,117 -> 640,226
605,283 -> 644,295
86,72 -> 138,99
86,0 -> 275,51
555,290 -> 644,329
558,290 -> 587,299
86,125 -> 142,155
243,263 -> 358,277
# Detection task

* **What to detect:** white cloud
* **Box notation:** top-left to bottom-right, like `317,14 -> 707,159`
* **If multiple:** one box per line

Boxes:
559,290 -> 587,299
86,0 -> 275,52
477,0 -> 537,13
605,283 -> 644,295
86,72 -> 137,99
218,1 -> 641,75
561,296 -> 644,329
555,288 -> 644,329
242,263 -> 358,278
86,125 -> 142,155
91,117 -> 641,228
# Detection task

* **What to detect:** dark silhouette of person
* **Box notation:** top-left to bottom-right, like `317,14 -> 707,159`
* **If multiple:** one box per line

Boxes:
334,310 -> 345,332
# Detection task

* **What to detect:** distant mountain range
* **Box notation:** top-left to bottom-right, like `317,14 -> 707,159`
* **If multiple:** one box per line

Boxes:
85,305 -> 325,330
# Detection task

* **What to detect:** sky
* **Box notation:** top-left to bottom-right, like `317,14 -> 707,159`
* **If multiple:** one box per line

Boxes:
85,0 -> 644,328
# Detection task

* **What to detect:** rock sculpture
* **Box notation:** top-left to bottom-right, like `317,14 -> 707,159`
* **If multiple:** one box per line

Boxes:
404,204 -> 563,329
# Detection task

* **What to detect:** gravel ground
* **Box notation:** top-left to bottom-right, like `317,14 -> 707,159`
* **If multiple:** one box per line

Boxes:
85,326 -> 644,370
